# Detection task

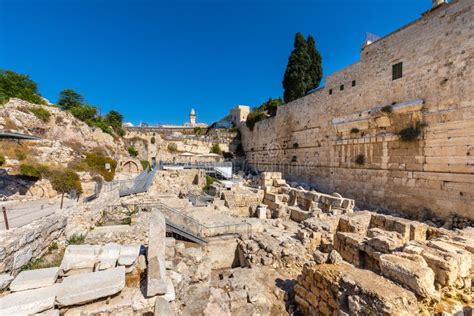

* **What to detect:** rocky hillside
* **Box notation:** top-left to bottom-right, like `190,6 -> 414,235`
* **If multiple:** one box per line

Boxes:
0,98 -> 129,198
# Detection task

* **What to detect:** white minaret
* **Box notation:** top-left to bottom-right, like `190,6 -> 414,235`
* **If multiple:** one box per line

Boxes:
189,108 -> 196,126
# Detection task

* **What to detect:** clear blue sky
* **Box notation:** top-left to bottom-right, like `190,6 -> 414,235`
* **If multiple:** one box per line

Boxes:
0,0 -> 429,125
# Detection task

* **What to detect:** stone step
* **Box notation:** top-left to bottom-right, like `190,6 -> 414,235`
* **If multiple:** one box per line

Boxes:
9,267 -> 60,292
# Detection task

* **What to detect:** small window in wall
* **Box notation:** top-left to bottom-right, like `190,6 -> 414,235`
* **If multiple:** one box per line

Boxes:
352,80 -> 356,87
392,62 -> 403,80
340,84 -> 344,91
329,89 -> 333,95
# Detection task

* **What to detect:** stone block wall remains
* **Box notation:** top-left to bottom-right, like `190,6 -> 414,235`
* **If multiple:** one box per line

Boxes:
239,0 -> 474,220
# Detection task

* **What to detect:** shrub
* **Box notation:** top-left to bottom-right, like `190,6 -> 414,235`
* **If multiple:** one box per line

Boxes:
355,154 -> 366,165
140,160 -> 150,171
128,146 -> 138,157
49,168 -> 83,195
167,143 -> 178,153
350,127 -> 360,133
19,163 -> 48,179
15,150 -> 27,161
210,143 -> 222,155
150,136 -> 156,144
77,152 -> 117,181
48,242 -> 59,251
30,106 -> 51,123
381,105 -> 393,113
70,104 -> 97,122
92,118 -> 113,135
246,111 -> 267,131
194,127 -> 204,135
398,127 -> 421,141
67,234 -> 85,245
203,175 -> 215,191
121,217 -> 132,225
0,155 -> 5,166
293,142 -> 299,148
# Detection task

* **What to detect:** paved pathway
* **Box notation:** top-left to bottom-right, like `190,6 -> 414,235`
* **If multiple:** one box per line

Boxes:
0,198 -> 76,230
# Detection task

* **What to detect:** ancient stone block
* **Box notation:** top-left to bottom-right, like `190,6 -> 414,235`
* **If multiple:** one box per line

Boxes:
379,253 -> 437,298
9,267 -> 59,292
147,211 -> 168,296
118,244 -> 141,267
60,245 -> 101,274
97,243 -> 121,270
367,228 -> 404,253
0,273 -> 13,290
0,284 -> 60,315
56,266 -> 125,306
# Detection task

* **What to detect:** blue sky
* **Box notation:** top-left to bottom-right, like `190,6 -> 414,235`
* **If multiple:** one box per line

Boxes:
0,0 -> 429,125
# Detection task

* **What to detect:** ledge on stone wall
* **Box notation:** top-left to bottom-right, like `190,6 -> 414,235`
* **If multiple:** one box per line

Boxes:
332,99 -> 424,133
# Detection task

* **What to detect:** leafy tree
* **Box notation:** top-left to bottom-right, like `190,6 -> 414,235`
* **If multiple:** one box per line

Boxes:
105,110 -> 123,130
245,111 -> 267,131
257,97 -> 283,117
282,33 -> 311,103
306,35 -> 323,92
0,70 -> 44,104
49,168 -> 82,208
70,104 -> 97,122
58,89 -> 84,110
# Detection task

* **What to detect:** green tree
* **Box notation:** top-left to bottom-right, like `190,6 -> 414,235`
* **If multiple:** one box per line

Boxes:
282,33 -> 311,103
0,70 -> 44,104
257,97 -> 283,117
105,110 -> 123,129
70,104 -> 97,122
50,168 -> 83,209
58,89 -> 84,110
306,35 -> 323,92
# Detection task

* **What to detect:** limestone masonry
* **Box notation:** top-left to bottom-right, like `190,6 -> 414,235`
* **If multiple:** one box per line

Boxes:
237,0 -> 474,220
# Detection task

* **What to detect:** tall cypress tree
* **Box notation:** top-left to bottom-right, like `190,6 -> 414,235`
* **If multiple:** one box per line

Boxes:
306,35 -> 323,92
282,33 -> 311,103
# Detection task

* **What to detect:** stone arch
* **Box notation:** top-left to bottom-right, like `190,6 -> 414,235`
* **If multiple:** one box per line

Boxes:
119,159 -> 141,174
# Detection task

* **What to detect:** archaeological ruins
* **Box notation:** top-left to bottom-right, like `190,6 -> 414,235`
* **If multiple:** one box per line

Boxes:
0,0 -> 473,315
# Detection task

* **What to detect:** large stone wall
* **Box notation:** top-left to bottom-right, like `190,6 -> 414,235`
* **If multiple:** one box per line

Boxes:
239,0 -> 474,220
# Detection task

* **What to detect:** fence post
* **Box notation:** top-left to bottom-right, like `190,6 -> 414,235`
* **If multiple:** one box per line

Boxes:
2,206 -> 9,230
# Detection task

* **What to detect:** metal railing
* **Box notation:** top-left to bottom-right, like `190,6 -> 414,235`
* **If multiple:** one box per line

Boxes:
114,202 -> 251,241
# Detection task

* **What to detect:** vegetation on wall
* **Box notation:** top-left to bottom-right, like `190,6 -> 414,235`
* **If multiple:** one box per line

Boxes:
210,143 -> 222,155
127,146 -> 138,157
140,159 -> 150,171
282,33 -> 323,103
350,127 -> 360,134
167,143 -> 178,153
193,127 -> 204,135
150,136 -> 156,144
203,175 -> 216,191
29,106 -> 51,123
0,70 -> 45,105
245,111 -> 267,131
0,155 -> 5,166
71,152 -> 117,181
381,105 -> 393,113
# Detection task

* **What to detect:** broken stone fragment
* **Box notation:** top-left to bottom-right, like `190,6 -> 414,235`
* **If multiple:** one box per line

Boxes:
313,250 -> 329,264
97,243 -> 121,271
56,266 -> 125,306
155,296 -> 175,316
379,253 -> 437,298
147,211 -> 167,296
60,245 -> 101,274
0,273 -> 14,290
118,244 -> 141,267
9,267 -> 60,292
327,250 -> 343,264
0,284 -> 60,315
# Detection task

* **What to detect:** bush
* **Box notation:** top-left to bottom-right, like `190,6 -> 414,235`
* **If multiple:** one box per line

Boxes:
19,163 -> 49,179
398,127 -> 421,141
0,70 -> 44,105
30,106 -> 51,123
246,111 -> 267,131
210,143 -> 222,155
49,168 -> 83,195
121,217 -> 132,225
140,160 -> 150,171
77,152 -> 117,181
203,175 -> 215,191
167,143 -> 178,153
70,104 -> 97,122
381,105 -> 393,113
0,155 -> 5,166
128,146 -> 138,157
355,154 -> 366,165
150,136 -> 156,144
293,142 -> 299,148
67,234 -> 85,245
350,127 -> 360,133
